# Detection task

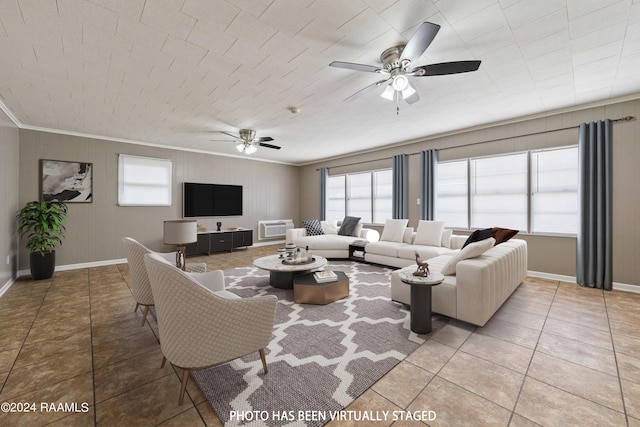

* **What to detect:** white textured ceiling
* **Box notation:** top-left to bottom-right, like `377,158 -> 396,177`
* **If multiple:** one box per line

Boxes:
1,0 -> 639,165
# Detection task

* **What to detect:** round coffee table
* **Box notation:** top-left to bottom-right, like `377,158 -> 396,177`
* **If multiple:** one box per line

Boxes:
253,254 -> 328,289
398,271 -> 445,334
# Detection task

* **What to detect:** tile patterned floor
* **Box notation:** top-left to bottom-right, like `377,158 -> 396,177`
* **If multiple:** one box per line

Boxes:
0,245 -> 639,426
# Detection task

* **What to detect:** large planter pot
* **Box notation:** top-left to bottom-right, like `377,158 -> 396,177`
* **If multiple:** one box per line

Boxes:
30,251 -> 56,280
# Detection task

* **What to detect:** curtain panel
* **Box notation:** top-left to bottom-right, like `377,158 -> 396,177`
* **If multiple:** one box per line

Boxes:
420,149 -> 438,220
392,155 -> 408,219
319,167 -> 328,221
577,120 -> 612,290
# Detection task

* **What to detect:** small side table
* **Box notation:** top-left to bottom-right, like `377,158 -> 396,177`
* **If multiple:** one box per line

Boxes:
348,240 -> 368,262
398,271 -> 444,334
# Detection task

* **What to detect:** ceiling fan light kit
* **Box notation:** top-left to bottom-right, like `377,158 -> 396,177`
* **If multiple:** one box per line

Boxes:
329,21 -> 481,113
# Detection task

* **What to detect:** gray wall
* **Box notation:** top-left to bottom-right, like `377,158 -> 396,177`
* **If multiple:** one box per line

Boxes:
0,109 -> 20,288
299,99 -> 640,287
18,130 -> 299,269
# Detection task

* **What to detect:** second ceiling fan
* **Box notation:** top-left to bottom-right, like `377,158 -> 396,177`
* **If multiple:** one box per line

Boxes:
215,129 -> 281,154
330,22 -> 481,111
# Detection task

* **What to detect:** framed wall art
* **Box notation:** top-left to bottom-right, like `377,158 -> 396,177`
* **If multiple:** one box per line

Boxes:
40,159 -> 93,203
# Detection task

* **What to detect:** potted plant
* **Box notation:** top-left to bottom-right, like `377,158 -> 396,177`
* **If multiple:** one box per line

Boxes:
17,201 -> 68,280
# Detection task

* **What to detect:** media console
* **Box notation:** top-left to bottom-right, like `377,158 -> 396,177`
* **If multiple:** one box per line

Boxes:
185,229 -> 253,255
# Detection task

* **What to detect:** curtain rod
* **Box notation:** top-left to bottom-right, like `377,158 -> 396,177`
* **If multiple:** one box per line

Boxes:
317,115 -> 635,171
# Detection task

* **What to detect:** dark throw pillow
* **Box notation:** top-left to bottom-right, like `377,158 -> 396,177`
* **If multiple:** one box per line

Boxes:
302,219 -> 325,236
338,216 -> 361,236
492,227 -> 518,245
461,228 -> 494,249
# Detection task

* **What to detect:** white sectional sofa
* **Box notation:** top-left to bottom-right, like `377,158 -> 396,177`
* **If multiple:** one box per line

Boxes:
286,220 -> 380,259
390,236 -> 528,327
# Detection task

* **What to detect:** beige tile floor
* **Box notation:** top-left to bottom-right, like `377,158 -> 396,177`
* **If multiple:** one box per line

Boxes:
0,244 -> 639,426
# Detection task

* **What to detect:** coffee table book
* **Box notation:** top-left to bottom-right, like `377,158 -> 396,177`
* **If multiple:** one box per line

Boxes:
314,270 -> 338,283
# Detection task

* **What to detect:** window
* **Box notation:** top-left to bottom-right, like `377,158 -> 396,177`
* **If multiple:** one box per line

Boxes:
471,153 -> 528,230
436,161 -> 468,228
531,147 -> 578,234
325,169 -> 392,224
326,175 -> 345,221
118,154 -> 172,206
435,147 -> 578,235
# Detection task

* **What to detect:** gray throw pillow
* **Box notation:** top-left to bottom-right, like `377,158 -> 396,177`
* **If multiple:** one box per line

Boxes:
338,216 -> 361,236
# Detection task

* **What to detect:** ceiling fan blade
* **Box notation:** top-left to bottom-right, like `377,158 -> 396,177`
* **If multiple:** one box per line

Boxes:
258,142 -> 281,150
219,131 -> 238,139
400,22 -> 440,64
344,78 -> 390,102
412,60 -> 481,76
330,61 -> 383,73
255,136 -> 274,142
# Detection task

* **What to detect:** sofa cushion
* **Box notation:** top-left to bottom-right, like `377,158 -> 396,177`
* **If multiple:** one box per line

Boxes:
461,228 -> 493,249
365,240 -> 407,257
441,237 -> 496,275
302,219 -> 324,236
413,220 -> 445,246
380,219 -> 409,242
338,216 -> 361,236
321,220 -> 338,234
492,227 -> 519,245
441,229 -> 453,248
397,245 -> 455,261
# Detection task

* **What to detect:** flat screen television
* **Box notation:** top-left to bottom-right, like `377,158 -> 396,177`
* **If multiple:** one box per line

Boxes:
183,182 -> 243,217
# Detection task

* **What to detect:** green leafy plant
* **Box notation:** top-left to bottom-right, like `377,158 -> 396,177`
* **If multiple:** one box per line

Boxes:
17,201 -> 68,256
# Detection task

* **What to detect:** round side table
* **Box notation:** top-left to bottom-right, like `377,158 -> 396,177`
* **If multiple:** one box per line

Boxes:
398,271 -> 445,334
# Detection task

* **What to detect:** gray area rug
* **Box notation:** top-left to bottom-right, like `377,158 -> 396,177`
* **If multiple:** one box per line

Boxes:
191,260 -> 426,427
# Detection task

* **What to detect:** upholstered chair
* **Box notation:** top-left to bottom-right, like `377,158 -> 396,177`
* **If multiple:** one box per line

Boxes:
121,237 -> 209,326
144,253 -> 278,405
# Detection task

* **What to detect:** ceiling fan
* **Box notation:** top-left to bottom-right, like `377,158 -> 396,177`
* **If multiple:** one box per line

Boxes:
214,129 -> 281,154
329,22 -> 481,112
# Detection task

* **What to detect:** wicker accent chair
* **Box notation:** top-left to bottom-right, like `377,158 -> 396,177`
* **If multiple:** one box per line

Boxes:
122,237 -> 209,326
144,253 -> 278,405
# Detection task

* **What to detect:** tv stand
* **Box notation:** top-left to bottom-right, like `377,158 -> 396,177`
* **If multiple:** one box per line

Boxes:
185,229 -> 253,256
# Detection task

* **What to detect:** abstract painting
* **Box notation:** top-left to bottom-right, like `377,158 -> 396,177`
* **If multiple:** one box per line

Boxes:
40,159 -> 93,203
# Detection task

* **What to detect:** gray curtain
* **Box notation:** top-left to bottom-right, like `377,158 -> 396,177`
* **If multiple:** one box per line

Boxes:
319,167 -> 328,220
420,149 -> 438,220
392,154 -> 408,219
577,120 -> 612,290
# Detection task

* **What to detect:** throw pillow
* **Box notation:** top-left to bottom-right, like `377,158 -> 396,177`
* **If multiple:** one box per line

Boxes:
441,237 -> 496,275
461,228 -> 493,249
338,216 -> 361,236
413,220 -> 445,247
441,229 -> 453,248
492,227 -> 518,245
380,219 -> 409,242
302,219 -> 324,236
320,220 -> 338,234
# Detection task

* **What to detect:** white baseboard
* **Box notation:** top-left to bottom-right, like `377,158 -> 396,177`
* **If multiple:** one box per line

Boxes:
527,270 -> 640,294
0,276 -> 17,298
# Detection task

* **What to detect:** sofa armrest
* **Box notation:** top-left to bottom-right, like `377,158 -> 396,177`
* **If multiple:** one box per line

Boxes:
358,228 -> 380,242
454,239 -> 528,326
286,228 -> 307,242
450,235 -> 467,249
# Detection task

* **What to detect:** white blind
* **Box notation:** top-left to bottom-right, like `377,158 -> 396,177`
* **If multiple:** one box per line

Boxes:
373,169 -> 392,224
436,160 -> 468,228
118,154 -> 172,206
471,153 -> 528,230
531,147 -> 578,234
347,172 -> 372,223
326,175 -> 345,221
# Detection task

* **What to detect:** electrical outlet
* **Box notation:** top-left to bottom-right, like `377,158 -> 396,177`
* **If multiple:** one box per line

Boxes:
417,198 -> 420,205
6,255 -> 9,265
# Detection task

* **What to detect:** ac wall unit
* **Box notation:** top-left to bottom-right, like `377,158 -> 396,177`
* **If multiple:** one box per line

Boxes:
258,219 -> 294,240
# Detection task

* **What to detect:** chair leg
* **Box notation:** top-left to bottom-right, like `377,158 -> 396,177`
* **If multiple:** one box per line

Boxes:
259,348 -> 268,374
179,369 -> 190,405
160,356 -> 166,368
141,305 -> 149,327
134,302 -> 140,313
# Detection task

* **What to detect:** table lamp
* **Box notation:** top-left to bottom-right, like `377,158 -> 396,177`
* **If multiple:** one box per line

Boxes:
163,220 -> 197,270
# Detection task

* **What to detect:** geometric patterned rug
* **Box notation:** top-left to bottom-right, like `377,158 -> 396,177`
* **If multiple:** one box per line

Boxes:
191,260 -> 426,427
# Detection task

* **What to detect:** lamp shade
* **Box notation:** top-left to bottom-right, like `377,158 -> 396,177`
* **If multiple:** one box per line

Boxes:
163,220 -> 197,245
